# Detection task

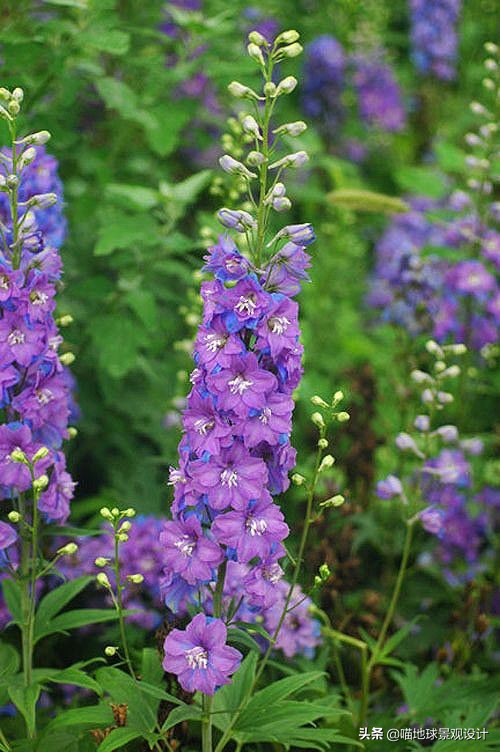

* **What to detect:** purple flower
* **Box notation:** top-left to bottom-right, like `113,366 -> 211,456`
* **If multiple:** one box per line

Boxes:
256,297 -> 299,359
163,613 -> 242,695
183,391 -> 232,455
352,51 -> 406,132
203,236 -> 251,281
302,35 -> 345,132
160,516 -> 223,585
446,260 -> 496,297
264,582 -> 321,658
376,475 -> 403,500
241,393 -> 293,449
420,506 -> 445,536
423,449 -> 470,486
212,495 -> 288,562
410,0 -> 461,81
208,353 -> 277,416
0,521 -> 17,552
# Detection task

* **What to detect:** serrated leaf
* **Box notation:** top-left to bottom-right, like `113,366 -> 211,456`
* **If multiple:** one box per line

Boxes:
144,104 -> 192,156
380,617 -> 421,659
91,316 -> 143,378
95,77 -> 137,118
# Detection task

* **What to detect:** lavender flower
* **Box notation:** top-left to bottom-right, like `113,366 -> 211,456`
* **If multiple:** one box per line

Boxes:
302,35 -> 345,133
409,0 -> 462,81
352,51 -> 406,132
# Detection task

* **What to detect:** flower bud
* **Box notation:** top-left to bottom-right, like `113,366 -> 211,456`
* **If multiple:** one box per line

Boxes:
439,365 -> 460,379
8,100 -> 20,116
275,76 -> 298,96
435,425 -> 459,443
32,446 -> 49,463
291,473 -> 306,486
311,395 -> 328,408
248,30 -> 267,47
484,42 -> 499,54
59,352 -> 75,366
247,43 -> 265,66
446,343 -> 466,355
33,474 -> 49,492
8,511 -> 21,523
279,42 -> 303,58
124,507 -> 136,517
437,391 -> 454,404
57,314 -> 74,327
269,151 -> 309,170
425,339 -> 444,358
336,411 -> 350,422
28,192 -> 57,209
470,101 -> 490,117
105,646 -> 118,657
263,81 -> 277,97
311,412 -> 325,429
317,438 -> 328,449
57,542 -> 78,556
376,475 -> 403,500
276,30 -> 300,45
95,557 -> 109,567
273,121 -> 307,137
395,433 -> 423,457
414,415 -> 430,432
227,81 -> 259,100
12,87 -> 24,102
68,427 -> 78,438
119,521 -> 131,532
319,454 -> 335,472
126,573 -> 144,584
217,208 -> 257,232
117,533 -> 129,542
411,369 -> 432,384
20,147 -> 36,167
320,494 -> 345,508
100,506 -> 114,521
246,150 -> 265,166
96,573 -> 111,588
22,130 -> 51,146
272,196 -> 292,212
482,78 -> 495,90
10,448 -> 28,464
0,104 -> 13,122
219,155 -> 257,179
0,88 -> 10,101
242,115 -> 262,140
319,563 -> 331,580
332,390 -> 344,406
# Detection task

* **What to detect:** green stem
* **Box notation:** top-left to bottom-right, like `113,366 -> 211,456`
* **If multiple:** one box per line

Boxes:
253,60 -> 274,268
201,694 -> 213,752
0,726 -> 11,752
113,533 -> 135,678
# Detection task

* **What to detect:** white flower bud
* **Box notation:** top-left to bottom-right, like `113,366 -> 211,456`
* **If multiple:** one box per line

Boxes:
269,151 -> 309,170
242,115 -> 262,140
319,454 -> 335,472
437,391 -> 454,404
311,395 -> 328,408
273,121 -> 307,137
275,30 -> 300,45
33,474 -> 49,492
291,473 -> 306,486
219,155 -> 257,179
248,30 -> 268,47
8,511 -> 21,523
12,87 -> 24,102
275,76 -> 298,96
279,42 -> 303,58
60,352 -> 75,366
484,42 -> 499,54
320,494 -> 345,508
21,130 -> 51,146
263,81 -> 277,97
57,542 -> 78,556
332,390 -> 344,406
32,446 -> 49,463
247,43 -> 265,66
317,438 -> 329,449
336,412 -> 350,422
227,81 -> 259,100
105,646 -> 117,657
100,507 -> 114,521
96,572 -> 111,588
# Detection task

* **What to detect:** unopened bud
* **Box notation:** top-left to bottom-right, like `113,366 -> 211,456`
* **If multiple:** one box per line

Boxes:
111,507 -> 120,517
8,100 -> 20,116
126,573 -> 144,584
95,557 -> 109,567
317,438 -> 328,449
12,87 -> 24,102
57,314 -> 73,327
291,473 -> 306,486
219,155 -> 257,179
319,563 -> 331,580
242,115 -> 262,140
311,412 -> 325,429
29,192 -> 57,209
119,521 -> 131,533
24,130 -> 51,146
100,507 -> 114,521
273,120 -> 307,137
33,474 -> 49,492
60,352 -> 75,366
57,542 -> 78,556
320,494 -> 345,508
68,427 -> 78,438
336,412 -> 350,422
124,507 -> 136,517
248,30 -> 267,46
319,454 -> 335,472
276,30 -> 300,45
32,446 -> 49,463
246,150 -> 265,166
247,43 -> 265,66
105,646 -> 117,657
275,76 -> 298,96
484,42 -> 498,54
228,81 -> 259,100
96,572 -> 111,588
8,511 -> 21,523
311,395 -> 328,408
279,42 -> 303,58
269,151 -> 308,170
332,390 -> 344,406
117,533 -> 129,543
263,81 -> 277,97
10,448 -> 28,464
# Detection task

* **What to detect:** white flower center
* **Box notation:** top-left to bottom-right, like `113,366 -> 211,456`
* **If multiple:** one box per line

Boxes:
259,407 -> 272,424
168,468 -> 186,486
246,516 -> 268,536
235,295 -> 257,316
220,468 -> 238,488
8,329 -> 25,346
30,291 -> 48,306
228,374 -> 253,394
174,535 -> 196,557
205,334 -> 226,353
185,645 -> 208,670
36,388 -> 53,405
194,418 -> 214,436
269,316 -> 290,335
263,563 -> 282,583
0,275 -> 9,290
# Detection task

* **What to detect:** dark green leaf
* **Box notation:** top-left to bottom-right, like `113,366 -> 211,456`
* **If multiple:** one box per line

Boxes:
97,727 -> 142,752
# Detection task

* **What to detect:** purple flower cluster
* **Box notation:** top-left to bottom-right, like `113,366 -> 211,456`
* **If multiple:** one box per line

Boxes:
159,233 -> 320,691
409,0 -> 462,80
302,35 -> 346,133
0,145 -> 76,522
352,51 -> 406,133
368,195 -> 499,349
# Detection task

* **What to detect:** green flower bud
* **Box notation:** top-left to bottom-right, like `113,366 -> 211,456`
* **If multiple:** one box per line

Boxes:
291,473 -> 306,486
124,507 -> 136,518
127,573 -> 144,584
117,533 -> 129,543
119,521 -> 131,533
111,507 -> 120,517
336,412 -> 350,422
228,81 -> 259,99
100,507 -> 114,521
317,438 -> 329,449
320,494 -> 345,508
8,511 -> 21,523
279,42 -> 303,58
311,395 -> 328,408
10,448 -> 28,464
8,100 -> 20,116
96,572 -> 111,588
311,412 -> 325,429
263,81 -> 277,97
33,474 -> 49,492
319,455 -> 335,472
68,427 -> 78,438
105,646 -> 117,657
57,542 -> 78,556
332,390 -> 344,406
57,314 -> 73,327
247,43 -> 265,66
275,76 -> 297,96
59,352 -> 75,366
248,30 -> 267,46
319,563 -> 331,580
95,557 -> 109,567
32,446 -> 50,463
275,30 -> 300,45
12,87 -> 24,102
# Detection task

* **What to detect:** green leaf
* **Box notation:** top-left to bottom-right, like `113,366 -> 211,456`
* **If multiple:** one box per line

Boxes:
91,316 -> 143,378
160,170 -> 212,206
44,0 -> 87,6
45,703 -> 114,731
135,680 -> 185,706
97,727 -> 142,752
0,642 -> 20,678
45,667 -> 103,696
94,213 -> 158,256
35,608 -> 124,643
394,166 -> 448,199
95,77 -> 137,119
95,667 -> 158,734
1,578 -> 22,624
126,289 -> 158,330
144,104 -> 192,156
140,647 -> 164,686
8,684 -> 41,737
239,671 -> 325,723
161,703 -> 202,732
105,183 -> 158,210
35,576 -> 93,633
380,617 -> 421,659
327,189 -> 409,214
85,29 -> 130,56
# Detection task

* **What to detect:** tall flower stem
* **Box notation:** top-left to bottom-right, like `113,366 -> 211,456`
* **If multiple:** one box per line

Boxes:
359,519 -> 415,727
113,531 -> 135,678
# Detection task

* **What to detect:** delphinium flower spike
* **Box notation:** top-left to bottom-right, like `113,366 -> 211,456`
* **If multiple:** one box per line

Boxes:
160,31 -> 324,728
409,0 -> 462,81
